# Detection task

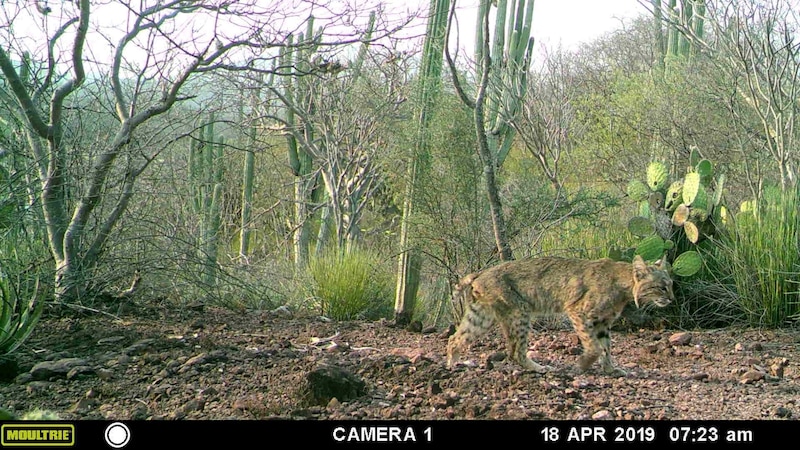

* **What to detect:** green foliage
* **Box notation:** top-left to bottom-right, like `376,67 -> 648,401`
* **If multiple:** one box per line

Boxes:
307,246 -> 393,321
617,149 -> 727,278
714,185 -> 800,327
0,271 -> 43,355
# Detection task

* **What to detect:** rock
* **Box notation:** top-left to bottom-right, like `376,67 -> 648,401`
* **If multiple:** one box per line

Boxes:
66,366 -> 96,380
740,369 -> 765,384
96,369 -> 114,381
748,342 -> 763,351
30,358 -> 90,381
327,397 -> 341,409
774,407 -> 792,418
770,358 -> 789,378
182,353 -> 209,368
422,326 -> 437,334
439,325 -> 456,339
70,397 -> 98,413
734,343 -> 745,352
592,409 -> 613,420
26,381 -> 52,394
691,372 -> 709,381
97,336 -> 126,345
182,398 -> 205,413
669,332 -> 692,346
428,381 -> 442,395
299,364 -> 366,407
123,339 -> 156,355
406,320 -> 423,333
271,305 -> 293,319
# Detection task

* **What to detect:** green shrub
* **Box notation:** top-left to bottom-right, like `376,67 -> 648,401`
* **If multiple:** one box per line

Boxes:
714,184 -> 800,327
306,246 -> 392,321
0,271 -> 43,355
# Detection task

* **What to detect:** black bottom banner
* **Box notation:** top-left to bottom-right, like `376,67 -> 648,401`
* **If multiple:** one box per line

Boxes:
0,420 -> 787,449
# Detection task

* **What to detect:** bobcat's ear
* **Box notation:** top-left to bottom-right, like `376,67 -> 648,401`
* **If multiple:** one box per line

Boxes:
632,255 -> 648,281
655,258 -> 671,272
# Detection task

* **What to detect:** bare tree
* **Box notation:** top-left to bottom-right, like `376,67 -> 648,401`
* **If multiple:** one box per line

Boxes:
0,0 -> 397,302
643,0 -> 800,190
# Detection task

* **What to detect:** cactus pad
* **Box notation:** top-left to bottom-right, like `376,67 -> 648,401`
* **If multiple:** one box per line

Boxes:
682,171 -> 701,205
628,216 -> 655,237
672,250 -> 702,277
635,235 -> 666,262
684,220 -> 700,243
672,204 -> 690,226
665,180 -> 683,211
696,159 -> 713,181
646,161 -> 669,192
627,179 -> 650,202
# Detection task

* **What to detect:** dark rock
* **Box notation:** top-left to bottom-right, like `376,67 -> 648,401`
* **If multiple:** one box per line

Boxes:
299,364 -> 366,407
30,358 -> 90,381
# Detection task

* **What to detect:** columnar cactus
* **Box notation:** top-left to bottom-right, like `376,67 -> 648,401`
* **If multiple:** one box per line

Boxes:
189,116 -> 225,286
478,0 -> 535,167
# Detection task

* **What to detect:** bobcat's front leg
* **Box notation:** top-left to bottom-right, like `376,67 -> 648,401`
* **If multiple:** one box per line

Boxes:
569,313 -> 626,377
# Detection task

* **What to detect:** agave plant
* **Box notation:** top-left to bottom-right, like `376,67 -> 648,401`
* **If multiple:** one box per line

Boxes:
0,274 -> 43,355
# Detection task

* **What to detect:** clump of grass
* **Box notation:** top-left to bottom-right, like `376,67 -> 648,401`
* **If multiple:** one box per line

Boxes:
714,184 -> 800,327
306,246 -> 393,321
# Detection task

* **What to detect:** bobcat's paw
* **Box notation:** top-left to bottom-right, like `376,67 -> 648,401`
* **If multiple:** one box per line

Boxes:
603,366 -> 627,377
522,359 -> 552,373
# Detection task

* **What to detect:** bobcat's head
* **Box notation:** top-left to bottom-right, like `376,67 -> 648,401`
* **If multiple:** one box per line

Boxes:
632,255 -> 674,308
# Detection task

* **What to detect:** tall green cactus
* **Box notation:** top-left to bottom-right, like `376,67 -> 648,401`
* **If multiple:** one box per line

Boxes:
394,0 -> 449,326
479,0 -> 535,167
654,0 -> 705,64
189,116 -> 225,287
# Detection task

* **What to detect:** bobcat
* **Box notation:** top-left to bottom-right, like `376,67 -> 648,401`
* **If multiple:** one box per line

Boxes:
446,255 -> 674,376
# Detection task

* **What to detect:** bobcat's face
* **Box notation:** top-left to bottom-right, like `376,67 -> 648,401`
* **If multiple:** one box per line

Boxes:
632,256 -> 674,308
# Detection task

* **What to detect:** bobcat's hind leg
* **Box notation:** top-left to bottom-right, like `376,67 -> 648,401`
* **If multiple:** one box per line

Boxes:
446,301 -> 495,368
498,309 -> 550,373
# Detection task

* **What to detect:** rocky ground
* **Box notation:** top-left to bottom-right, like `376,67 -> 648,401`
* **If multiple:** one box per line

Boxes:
0,302 -> 798,421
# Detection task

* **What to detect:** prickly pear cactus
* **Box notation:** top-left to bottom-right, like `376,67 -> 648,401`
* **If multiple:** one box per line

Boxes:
619,149 -> 727,278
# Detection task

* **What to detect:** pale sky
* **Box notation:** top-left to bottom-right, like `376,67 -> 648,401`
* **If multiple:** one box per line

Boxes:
425,0 -> 648,56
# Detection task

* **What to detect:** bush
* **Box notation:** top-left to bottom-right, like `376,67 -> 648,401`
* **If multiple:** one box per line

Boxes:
306,246 -> 392,321
713,184 -> 800,327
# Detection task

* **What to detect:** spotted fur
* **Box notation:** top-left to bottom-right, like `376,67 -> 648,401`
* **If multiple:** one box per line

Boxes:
446,255 -> 674,375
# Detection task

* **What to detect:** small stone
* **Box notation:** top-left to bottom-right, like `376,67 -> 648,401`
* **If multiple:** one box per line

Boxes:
774,407 -> 792,418
182,398 -> 205,413
406,320 -> 423,333
327,397 -> 341,409
691,372 -> 709,381
734,343 -> 745,352
271,305 -> 293,319
96,369 -> 114,381
592,409 -> 613,420
66,366 -> 95,380
740,369 -> 765,384
422,326 -> 438,334
669,332 -> 692,346
748,342 -> 764,351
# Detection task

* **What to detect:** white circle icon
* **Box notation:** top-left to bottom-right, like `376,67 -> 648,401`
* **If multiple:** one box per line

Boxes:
104,422 -> 131,448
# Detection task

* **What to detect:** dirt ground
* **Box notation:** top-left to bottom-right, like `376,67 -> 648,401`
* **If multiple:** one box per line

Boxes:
0,301 -> 798,421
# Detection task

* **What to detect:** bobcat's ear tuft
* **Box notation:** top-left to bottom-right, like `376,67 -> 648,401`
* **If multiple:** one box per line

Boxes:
632,255 -> 648,279
655,258 -> 671,272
